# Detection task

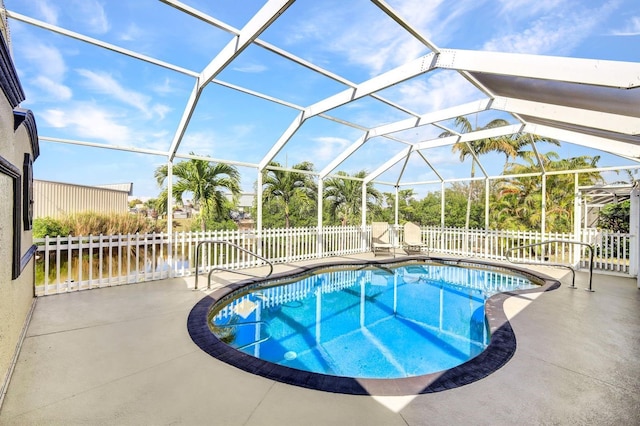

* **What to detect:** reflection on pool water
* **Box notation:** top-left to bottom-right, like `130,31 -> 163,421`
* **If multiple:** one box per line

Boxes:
209,261 -> 537,379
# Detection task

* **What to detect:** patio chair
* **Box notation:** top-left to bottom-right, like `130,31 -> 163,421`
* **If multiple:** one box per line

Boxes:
402,222 -> 428,255
371,222 -> 395,257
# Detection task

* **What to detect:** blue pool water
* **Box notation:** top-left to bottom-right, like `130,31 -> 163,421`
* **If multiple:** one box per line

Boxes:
209,261 -> 537,379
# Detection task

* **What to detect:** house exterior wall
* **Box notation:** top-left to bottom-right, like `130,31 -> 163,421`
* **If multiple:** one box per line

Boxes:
34,180 -> 130,218
0,29 -> 39,406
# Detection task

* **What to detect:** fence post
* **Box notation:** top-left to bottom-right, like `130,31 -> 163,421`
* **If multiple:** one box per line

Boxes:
629,186 -> 639,284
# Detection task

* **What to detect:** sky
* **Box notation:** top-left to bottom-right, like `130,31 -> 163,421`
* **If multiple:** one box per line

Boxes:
5,0 -> 640,200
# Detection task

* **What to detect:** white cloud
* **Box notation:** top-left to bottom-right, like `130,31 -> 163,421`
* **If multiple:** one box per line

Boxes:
153,78 -> 177,95
610,16 -> 640,36
178,131 -> 217,154
120,23 -> 144,42
33,76 -> 72,100
389,71 -> 480,113
77,69 -> 149,111
310,136 -> 351,162
20,43 -> 71,100
33,0 -> 59,24
22,43 -> 67,80
496,0 -> 565,17
284,1 -> 438,76
232,63 -> 268,73
41,104 -> 132,144
483,1 -> 619,55
76,69 -> 170,120
73,0 -> 110,34
152,104 -> 172,120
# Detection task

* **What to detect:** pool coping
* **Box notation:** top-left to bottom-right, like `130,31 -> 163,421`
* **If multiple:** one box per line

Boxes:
187,256 -> 561,396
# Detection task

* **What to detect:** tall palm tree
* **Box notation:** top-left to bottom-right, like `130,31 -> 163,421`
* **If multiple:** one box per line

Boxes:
495,153 -> 602,232
155,154 -> 241,231
442,116 -> 560,228
441,116 -> 513,228
324,170 -> 381,226
261,161 -> 316,228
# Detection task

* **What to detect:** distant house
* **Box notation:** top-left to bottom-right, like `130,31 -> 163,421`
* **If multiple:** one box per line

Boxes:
227,192 -> 255,230
34,179 -> 133,218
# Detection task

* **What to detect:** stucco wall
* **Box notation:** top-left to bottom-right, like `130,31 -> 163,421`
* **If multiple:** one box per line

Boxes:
0,32 -> 37,404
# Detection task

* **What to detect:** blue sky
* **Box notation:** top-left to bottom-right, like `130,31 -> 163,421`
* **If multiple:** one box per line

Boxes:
6,0 -> 640,199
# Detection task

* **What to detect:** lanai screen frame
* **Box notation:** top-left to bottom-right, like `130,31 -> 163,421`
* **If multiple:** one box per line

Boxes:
5,0 -> 640,237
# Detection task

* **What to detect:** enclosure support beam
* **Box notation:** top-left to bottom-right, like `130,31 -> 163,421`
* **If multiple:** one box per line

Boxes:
257,170 -> 263,257
317,179 -> 324,259
541,174 -> 547,236
167,161 -> 174,277
394,186 -> 399,226
629,186 -> 639,284
574,176 -> 583,243
361,184 -> 368,252
440,182 -> 445,228
485,178 -> 490,256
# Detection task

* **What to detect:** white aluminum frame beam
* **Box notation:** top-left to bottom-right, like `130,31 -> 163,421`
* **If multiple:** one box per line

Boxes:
493,97 -> 640,135
305,53 -> 437,118
522,124 -> 640,160
371,0 -> 441,53
369,98 -> 493,138
364,146 -> 412,184
261,52 -> 437,170
162,0 -> 424,119
437,49 -> 640,88
319,99 -> 495,179
7,11 -> 199,78
168,0 -> 294,161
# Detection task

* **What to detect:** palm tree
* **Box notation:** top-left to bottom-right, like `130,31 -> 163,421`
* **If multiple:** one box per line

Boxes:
262,161 -> 316,228
442,116 -> 559,228
155,154 -> 241,231
441,116 -> 513,228
495,153 -> 603,232
324,170 -> 381,226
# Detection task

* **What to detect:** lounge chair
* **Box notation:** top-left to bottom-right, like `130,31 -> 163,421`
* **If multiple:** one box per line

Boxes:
371,222 -> 395,257
402,222 -> 428,255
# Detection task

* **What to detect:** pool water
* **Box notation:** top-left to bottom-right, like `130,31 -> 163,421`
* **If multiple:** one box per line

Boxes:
209,262 -> 537,379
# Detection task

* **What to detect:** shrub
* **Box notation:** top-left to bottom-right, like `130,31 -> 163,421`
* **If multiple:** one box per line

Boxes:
33,217 -> 71,238
61,211 -> 164,236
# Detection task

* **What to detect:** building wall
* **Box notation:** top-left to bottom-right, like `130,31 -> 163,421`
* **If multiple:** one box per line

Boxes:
34,180 -> 130,219
0,30 -> 39,406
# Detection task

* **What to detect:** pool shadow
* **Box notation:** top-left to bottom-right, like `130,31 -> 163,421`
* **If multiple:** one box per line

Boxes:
187,257 -> 560,396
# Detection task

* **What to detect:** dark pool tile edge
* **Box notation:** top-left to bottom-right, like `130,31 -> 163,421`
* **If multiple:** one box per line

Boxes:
186,256 -> 560,396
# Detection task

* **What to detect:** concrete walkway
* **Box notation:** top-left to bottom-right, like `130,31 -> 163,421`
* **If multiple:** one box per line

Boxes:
1,256 -> 639,425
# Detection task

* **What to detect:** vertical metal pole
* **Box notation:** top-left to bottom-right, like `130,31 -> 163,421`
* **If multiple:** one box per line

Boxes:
394,185 -> 399,226
541,174 -> 546,236
573,173 -> 581,239
257,167 -> 263,257
485,178 -> 490,257
440,182 -> 445,228
629,186 -> 640,285
441,182 -> 445,252
572,173 -> 580,266
317,179 -> 323,259
166,160 -> 174,277
485,178 -> 490,230
361,183 -> 367,252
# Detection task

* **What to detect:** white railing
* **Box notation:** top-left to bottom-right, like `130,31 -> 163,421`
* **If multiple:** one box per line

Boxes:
34,226 -> 368,296
34,225 -> 631,296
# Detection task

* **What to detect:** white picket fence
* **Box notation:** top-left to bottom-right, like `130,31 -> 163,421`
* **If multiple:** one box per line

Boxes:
34,225 -> 631,296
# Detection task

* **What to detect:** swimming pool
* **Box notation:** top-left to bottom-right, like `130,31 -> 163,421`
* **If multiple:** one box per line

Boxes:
188,257 -> 559,395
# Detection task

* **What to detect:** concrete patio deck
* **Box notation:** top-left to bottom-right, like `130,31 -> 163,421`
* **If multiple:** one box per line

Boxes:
1,255 -> 639,425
